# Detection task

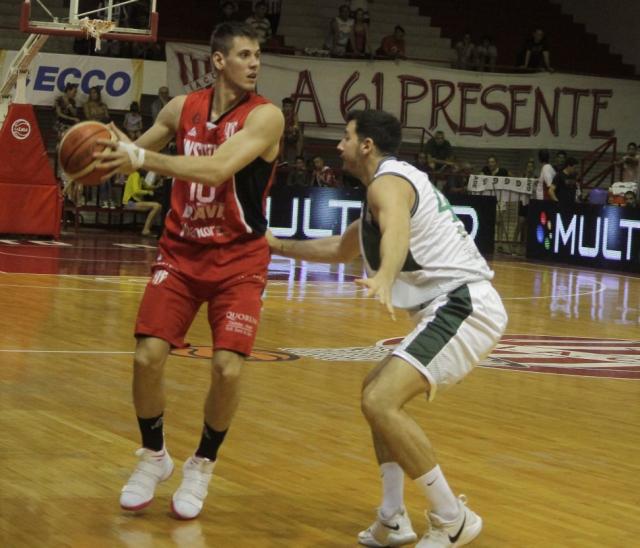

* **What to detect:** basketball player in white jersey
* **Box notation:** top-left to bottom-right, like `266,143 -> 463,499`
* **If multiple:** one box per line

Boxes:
267,109 -> 508,548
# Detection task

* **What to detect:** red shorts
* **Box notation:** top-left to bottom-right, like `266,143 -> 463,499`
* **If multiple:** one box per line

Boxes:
135,266 -> 267,356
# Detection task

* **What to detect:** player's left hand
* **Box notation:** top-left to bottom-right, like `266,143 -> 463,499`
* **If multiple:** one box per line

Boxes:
355,275 -> 396,321
94,123 -> 139,181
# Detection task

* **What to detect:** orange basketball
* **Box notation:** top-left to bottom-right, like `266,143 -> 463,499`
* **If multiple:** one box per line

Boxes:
58,121 -> 115,186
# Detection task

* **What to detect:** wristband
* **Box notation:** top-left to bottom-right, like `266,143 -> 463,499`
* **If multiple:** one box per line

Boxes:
117,141 -> 146,170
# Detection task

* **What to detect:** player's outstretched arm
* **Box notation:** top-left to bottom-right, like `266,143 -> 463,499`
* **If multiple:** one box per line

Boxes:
267,220 -> 361,263
95,103 -> 284,184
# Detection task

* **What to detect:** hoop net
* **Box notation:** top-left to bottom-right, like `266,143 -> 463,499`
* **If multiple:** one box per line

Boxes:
78,18 -> 116,51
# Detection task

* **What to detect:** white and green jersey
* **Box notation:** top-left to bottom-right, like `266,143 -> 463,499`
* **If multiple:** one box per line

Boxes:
360,157 -> 494,309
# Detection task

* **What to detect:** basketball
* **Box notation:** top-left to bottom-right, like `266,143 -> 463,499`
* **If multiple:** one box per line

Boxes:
58,121 -> 115,186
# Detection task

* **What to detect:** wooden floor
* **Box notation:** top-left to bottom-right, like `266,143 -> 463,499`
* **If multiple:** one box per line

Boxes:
1,233 -> 639,547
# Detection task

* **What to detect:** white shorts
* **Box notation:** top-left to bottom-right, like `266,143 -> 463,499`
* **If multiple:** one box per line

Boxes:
393,280 -> 507,402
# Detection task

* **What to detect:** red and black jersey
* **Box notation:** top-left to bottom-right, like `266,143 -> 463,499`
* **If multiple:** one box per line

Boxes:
155,87 -> 275,281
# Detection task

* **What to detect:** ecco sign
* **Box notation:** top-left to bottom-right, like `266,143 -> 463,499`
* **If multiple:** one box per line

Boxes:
32,65 -> 131,96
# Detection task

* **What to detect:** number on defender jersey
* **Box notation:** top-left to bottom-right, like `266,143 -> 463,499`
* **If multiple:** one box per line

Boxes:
434,188 -> 459,223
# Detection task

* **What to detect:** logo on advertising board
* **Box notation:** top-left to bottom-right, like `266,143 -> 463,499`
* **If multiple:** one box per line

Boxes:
11,119 -> 31,140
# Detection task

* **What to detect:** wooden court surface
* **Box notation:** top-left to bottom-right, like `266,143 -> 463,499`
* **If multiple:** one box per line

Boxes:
0,233 -> 639,547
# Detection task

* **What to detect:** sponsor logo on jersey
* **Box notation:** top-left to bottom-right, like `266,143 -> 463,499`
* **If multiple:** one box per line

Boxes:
183,138 -> 216,156
11,119 -> 31,140
151,269 -> 169,286
224,121 -> 239,140
186,127 -> 197,137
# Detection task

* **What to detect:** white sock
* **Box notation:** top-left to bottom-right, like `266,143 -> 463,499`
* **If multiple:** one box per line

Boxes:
414,465 -> 459,521
379,462 -> 404,518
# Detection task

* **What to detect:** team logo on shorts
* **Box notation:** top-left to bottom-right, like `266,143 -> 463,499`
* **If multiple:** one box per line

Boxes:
151,269 -> 169,286
171,346 -> 299,362
378,334 -> 640,379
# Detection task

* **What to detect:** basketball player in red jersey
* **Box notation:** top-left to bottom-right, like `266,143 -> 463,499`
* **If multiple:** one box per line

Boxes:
95,23 -> 284,519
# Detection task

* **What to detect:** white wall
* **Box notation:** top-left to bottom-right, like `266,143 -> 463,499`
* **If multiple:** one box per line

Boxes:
551,0 -> 640,75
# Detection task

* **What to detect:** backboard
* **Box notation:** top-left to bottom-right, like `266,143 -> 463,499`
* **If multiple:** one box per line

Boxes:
20,0 -> 158,42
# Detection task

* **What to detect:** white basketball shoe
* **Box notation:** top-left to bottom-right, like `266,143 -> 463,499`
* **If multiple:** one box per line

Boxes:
358,507 -> 418,547
120,447 -> 174,511
171,455 -> 216,520
417,495 -> 483,547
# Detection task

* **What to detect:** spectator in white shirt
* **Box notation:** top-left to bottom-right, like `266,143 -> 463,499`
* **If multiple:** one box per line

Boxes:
536,150 -> 556,200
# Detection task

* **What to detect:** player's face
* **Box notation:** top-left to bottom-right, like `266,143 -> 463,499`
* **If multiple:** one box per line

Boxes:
337,121 -> 362,175
217,36 -> 261,91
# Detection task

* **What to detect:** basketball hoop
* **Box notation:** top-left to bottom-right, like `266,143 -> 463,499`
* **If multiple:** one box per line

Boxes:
78,18 -> 116,51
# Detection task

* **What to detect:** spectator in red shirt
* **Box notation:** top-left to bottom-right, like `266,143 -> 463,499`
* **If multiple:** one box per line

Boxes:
376,25 -> 406,59
310,156 -> 340,187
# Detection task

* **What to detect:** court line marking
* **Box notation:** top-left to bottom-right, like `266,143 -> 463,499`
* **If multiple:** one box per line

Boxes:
0,250 -> 149,263
496,260 -> 640,281
0,349 -> 133,354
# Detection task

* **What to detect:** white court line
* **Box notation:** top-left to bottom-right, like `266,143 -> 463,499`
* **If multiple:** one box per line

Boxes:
0,250 -> 148,263
0,349 -> 133,354
494,260 -> 640,281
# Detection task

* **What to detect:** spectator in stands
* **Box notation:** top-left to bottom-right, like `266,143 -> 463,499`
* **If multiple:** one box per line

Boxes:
281,97 -> 304,162
554,150 -> 567,172
246,1 -> 272,46
476,35 -> 497,71
521,28 -> 553,72
522,158 -> 536,178
442,157 -> 467,196
286,156 -> 309,186
83,86 -> 110,123
413,151 -> 429,172
349,0 -> 372,23
83,86 -> 113,207
454,31 -> 476,70
310,156 -> 339,187
253,0 -> 282,35
425,130 -> 455,173
623,191 -> 637,208
535,150 -> 556,200
326,5 -> 354,57
348,8 -> 371,57
618,142 -> 639,182
549,157 -> 578,207
482,155 -> 510,177
123,101 -> 143,141
151,86 -> 170,122
376,25 -> 406,59
218,1 -> 240,24
54,83 -> 80,140
122,170 -> 163,237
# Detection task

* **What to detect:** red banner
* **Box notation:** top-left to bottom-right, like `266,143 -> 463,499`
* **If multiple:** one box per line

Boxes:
0,103 -> 61,237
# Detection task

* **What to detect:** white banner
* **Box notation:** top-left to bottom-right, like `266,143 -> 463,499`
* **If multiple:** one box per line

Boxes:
467,175 -> 535,195
166,42 -> 640,151
0,51 -> 143,110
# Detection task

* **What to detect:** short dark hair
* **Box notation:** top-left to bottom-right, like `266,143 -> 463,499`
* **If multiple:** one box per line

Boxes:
210,22 -> 259,55
295,155 -> 305,162
565,157 -> 578,167
282,97 -> 294,105
64,82 -> 78,92
538,150 -> 550,163
556,150 -> 567,158
628,142 -> 637,148
394,25 -> 405,34
346,109 -> 402,156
